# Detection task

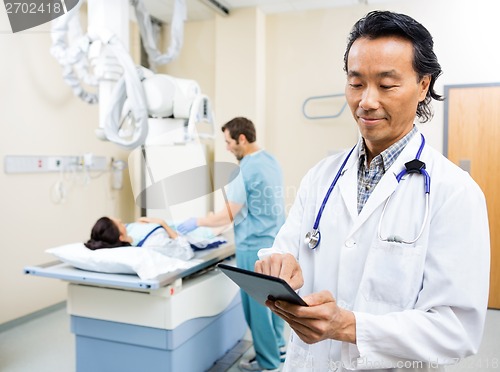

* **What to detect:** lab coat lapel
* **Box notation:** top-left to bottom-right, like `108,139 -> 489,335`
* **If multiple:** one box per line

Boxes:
350,166 -> 399,235
346,133 -> 422,236
338,144 -> 362,223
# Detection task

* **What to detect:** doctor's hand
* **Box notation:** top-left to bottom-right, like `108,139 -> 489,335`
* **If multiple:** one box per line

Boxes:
255,253 -> 304,291
177,218 -> 198,235
266,290 -> 357,345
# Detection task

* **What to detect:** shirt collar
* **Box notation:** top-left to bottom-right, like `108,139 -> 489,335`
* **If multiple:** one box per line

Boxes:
359,125 -> 418,171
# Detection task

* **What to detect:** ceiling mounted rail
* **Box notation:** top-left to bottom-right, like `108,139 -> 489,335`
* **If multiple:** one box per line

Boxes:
198,0 -> 230,16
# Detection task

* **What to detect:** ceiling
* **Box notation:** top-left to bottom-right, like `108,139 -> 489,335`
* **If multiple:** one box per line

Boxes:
143,0 -> 406,23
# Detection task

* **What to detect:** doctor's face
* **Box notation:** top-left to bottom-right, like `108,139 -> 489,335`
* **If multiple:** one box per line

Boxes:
345,36 -> 430,159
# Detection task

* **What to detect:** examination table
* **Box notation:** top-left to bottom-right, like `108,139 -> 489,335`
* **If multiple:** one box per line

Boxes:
25,242 -> 247,372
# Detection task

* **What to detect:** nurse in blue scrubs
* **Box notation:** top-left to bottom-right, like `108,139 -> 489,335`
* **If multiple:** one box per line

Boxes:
178,117 -> 286,372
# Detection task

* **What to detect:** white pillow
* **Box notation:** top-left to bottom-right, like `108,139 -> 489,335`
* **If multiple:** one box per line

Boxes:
46,242 -> 198,280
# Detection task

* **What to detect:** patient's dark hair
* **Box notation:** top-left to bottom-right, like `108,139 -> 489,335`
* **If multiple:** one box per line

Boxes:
84,216 -> 131,250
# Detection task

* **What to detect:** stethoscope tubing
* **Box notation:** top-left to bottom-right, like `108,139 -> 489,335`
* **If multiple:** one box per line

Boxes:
377,191 -> 429,244
312,145 -> 356,230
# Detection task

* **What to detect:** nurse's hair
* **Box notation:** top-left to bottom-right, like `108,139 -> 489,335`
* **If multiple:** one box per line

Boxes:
221,117 -> 256,143
343,10 -> 444,123
84,216 -> 131,250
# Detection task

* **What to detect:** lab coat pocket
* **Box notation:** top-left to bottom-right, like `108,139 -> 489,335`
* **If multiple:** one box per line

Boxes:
361,242 -> 424,309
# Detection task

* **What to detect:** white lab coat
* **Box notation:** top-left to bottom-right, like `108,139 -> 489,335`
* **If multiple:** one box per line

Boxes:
259,132 -> 490,371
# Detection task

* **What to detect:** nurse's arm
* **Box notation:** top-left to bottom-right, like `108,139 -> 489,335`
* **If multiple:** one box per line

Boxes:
255,253 -> 304,291
266,290 -> 356,344
197,201 -> 243,227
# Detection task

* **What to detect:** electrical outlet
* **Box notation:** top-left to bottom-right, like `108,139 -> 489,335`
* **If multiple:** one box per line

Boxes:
47,157 -> 64,171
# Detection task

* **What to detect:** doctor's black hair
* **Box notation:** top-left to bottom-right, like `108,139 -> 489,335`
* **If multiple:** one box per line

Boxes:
221,117 -> 257,144
343,10 -> 444,122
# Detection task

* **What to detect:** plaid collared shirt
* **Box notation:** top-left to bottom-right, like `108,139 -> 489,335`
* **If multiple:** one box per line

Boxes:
357,126 -> 417,214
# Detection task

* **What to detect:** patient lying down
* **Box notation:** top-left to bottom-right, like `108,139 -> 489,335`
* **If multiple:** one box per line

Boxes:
85,216 -> 194,261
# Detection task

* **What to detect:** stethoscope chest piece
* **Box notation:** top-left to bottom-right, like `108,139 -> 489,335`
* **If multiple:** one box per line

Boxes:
304,229 -> 321,250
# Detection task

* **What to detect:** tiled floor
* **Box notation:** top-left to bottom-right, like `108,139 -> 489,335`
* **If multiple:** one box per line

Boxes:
0,306 -> 499,371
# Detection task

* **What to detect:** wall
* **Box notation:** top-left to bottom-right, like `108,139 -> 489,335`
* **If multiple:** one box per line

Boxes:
165,9 -> 269,211
0,11 -> 135,324
161,19 -> 215,102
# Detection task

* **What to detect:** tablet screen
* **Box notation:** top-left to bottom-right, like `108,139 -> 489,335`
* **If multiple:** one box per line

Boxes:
218,263 -> 308,307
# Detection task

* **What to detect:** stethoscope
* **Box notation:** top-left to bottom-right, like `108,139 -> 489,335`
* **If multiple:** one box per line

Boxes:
304,134 -> 430,249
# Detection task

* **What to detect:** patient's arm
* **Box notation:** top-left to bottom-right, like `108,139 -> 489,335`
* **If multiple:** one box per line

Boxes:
137,217 -> 178,239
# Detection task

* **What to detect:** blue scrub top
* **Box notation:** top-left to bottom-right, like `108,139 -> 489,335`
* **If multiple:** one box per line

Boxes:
226,150 -> 285,251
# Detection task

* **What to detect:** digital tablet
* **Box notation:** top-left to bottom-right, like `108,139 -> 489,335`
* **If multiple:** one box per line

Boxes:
218,263 -> 308,307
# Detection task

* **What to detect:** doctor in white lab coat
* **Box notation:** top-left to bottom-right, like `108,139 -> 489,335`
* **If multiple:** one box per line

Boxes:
256,10 -> 490,372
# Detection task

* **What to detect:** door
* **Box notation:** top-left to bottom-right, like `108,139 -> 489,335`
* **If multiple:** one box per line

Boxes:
445,83 -> 500,309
